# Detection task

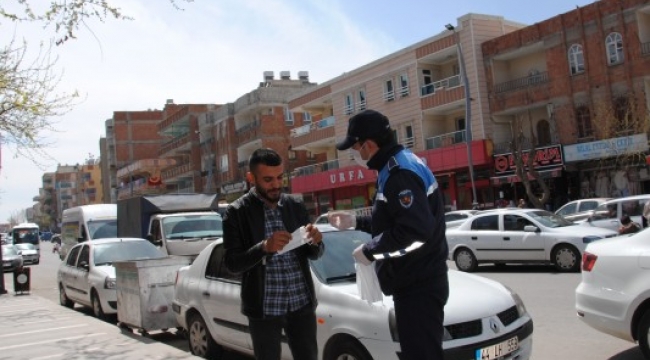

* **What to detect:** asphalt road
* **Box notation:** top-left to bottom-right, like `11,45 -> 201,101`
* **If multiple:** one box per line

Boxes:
8,241 -> 645,360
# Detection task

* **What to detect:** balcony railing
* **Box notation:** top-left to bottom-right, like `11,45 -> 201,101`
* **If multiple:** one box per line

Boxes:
293,159 -> 340,177
421,75 -> 461,96
290,116 -> 336,137
425,130 -> 467,150
235,120 -> 260,134
642,41 -> 650,56
494,71 -> 549,94
161,163 -> 192,180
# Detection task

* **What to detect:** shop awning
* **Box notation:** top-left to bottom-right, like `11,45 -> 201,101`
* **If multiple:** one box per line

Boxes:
490,167 -> 563,186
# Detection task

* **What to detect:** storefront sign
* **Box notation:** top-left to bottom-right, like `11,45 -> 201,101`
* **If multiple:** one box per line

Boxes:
221,181 -> 247,194
493,145 -> 563,176
329,169 -> 366,184
563,134 -> 649,162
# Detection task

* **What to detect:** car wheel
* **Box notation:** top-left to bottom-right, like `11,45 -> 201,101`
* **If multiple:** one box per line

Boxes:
552,244 -> 580,272
59,283 -> 73,308
638,310 -> 650,359
92,291 -> 106,321
326,339 -> 372,360
454,248 -> 478,272
188,313 -> 223,359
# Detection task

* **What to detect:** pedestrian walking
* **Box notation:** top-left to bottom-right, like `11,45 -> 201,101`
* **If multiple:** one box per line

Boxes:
330,109 -> 449,360
222,148 -> 324,360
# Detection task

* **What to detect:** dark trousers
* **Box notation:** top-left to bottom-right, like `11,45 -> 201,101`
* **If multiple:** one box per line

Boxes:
248,305 -> 318,360
393,273 -> 449,360
643,216 -> 648,229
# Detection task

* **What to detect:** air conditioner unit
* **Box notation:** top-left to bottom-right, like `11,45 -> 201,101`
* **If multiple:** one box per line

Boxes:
263,71 -> 274,81
280,71 -> 291,80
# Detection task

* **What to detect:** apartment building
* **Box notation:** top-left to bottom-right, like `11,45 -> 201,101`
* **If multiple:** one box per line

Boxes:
288,14 -> 526,216
209,71 -> 318,203
482,0 -> 650,208
35,172 -> 55,229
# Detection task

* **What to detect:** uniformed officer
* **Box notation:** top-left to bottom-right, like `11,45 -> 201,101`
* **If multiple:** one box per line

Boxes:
331,109 -> 449,360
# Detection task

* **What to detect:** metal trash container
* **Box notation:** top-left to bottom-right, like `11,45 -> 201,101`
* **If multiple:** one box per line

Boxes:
13,267 -> 30,294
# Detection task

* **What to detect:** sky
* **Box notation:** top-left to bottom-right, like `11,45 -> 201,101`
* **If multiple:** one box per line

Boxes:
0,0 -> 597,223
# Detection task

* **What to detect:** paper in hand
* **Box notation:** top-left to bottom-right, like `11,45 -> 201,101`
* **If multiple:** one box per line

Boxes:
276,226 -> 308,254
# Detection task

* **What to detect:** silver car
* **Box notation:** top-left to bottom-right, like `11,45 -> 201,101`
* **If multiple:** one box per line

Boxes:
2,245 -> 24,272
14,243 -> 39,265
173,226 -> 533,360
554,198 -> 611,223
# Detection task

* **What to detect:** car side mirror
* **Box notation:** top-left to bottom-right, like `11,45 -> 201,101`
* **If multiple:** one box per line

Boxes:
523,225 -> 539,233
146,234 -> 162,246
79,261 -> 89,271
16,251 -> 22,255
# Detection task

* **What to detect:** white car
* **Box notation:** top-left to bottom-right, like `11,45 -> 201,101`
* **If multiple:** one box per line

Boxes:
14,243 -> 39,264
576,229 -> 650,358
446,208 -> 618,272
585,194 -> 650,232
173,227 -> 533,360
2,245 -> 23,272
554,198 -> 611,223
58,238 -> 165,320
445,210 -> 480,229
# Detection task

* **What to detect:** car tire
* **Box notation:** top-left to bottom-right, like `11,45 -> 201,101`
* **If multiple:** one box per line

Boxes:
454,248 -> 478,272
92,291 -> 106,321
59,283 -> 74,308
187,313 -> 223,359
638,310 -> 650,359
552,244 -> 580,272
326,339 -> 372,360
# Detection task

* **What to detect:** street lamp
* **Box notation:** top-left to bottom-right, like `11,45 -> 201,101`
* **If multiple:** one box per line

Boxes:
446,23 -> 478,209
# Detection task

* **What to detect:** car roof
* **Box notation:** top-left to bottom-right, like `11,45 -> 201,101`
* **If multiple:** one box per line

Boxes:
602,194 -> 650,204
76,237 -> 149,246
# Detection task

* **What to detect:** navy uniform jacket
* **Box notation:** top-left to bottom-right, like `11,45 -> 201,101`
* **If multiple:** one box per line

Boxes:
357,144 -> 448,295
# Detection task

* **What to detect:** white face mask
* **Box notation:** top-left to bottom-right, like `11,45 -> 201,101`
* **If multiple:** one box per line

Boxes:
350,142 -> 368,168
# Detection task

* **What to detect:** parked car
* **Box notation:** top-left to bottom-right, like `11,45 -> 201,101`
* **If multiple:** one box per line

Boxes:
445,210 -> 480,229
585,194 -> 650,232
173,226 -> 533,360
0,233 -> 8,245
446,208 -> 618,272
575,229 -> 650,358
2,245 -> 24,272
554,198 -> 611,223
14,243 -> 39,264
57,238 -> 165,320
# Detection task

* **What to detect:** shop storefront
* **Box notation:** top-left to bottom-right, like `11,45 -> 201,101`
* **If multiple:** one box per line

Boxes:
562,134 -> 650,200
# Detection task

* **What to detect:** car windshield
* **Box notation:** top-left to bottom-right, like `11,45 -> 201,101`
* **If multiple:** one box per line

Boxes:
93,241 -> 164,265
88,219 -> 118,240
2,246 -> 18,256
14,244 -> 35,251
527,210 -> 574,228
164,214 -> 223,239
13,228 -> 39,245
309,229 -> 371,284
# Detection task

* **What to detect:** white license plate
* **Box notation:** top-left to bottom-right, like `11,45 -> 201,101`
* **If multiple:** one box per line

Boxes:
475,336 -> 519,360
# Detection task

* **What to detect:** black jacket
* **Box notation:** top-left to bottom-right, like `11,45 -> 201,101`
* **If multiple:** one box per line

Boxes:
357,144 -> 449,295
223,190 -> 324,318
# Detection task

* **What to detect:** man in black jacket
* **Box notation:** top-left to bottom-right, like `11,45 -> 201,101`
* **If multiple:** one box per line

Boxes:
332,109 -> 449,360
223,148 -> 324,360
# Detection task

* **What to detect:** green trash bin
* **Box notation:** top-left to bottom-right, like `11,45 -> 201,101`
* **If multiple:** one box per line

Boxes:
13,267 -> 30,295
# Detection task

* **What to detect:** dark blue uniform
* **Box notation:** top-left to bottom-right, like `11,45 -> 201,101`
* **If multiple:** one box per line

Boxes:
357,144 -> 449,360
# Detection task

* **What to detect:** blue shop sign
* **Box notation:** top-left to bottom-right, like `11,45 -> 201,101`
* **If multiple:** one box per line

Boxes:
563,134 -> 648,162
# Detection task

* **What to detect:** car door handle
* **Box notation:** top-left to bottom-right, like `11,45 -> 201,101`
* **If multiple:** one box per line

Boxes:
503,237 -> 510,240
471,236 -> 477,240
202,291 -> 210,297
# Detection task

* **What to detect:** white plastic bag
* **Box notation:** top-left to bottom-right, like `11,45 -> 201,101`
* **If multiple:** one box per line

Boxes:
276,226 -> 308,255
356,262 -> 383,303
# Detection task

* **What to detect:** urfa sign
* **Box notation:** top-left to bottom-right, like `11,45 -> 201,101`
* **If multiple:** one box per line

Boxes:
494,145 -> 563,175
330,169 -> 366,184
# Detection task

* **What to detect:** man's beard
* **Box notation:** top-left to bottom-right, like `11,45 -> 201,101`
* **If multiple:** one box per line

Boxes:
256,186 -> 281,203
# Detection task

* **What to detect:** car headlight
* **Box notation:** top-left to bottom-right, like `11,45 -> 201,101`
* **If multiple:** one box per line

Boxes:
583,236 -> 602,244
505,286 -> 527,317
104,277 -> 116,289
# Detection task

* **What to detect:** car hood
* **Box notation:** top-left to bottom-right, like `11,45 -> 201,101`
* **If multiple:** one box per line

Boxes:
20,250 -> 37,255
94,265 -> 116,278
328,270 -> 516,324
2,255 -> 21,261
551,224 -> 617,237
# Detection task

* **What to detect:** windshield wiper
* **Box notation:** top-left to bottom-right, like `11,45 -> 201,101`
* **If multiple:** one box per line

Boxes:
326,273 -> 356,283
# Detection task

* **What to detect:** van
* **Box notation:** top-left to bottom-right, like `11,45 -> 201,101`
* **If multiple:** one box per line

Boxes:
586,194 -> 650,232
10,222 -> 41,256
60,204 -> 117,260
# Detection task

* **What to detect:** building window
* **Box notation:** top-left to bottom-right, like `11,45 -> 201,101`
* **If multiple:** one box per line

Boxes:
399,73 -> 409,97
384,79 -> 395,101
344,94 -> 354,115
220,154 -> 229,173
614,97 -> 632,134
575,106 -> 593,139
357,89 -> 366,111
421,69 -> 433,96
284,107 -> 294,125
288,150 -> 296,160
568,44 -> 585,75
606,32 -> 624,65
403,125 -> 414,148
536,119 -> 551,146
303,112 -> 312,124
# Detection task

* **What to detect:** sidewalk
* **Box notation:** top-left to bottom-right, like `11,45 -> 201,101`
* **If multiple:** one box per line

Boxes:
0,288 -> 199,359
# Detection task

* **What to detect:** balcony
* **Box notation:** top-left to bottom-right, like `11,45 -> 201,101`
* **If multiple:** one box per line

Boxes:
117,179 -> 164,200
161,163 -> 193,184
236,120 -> 261,143
421,75 -> 461,96
425,130 -> 467,150
158,106 -> 190,135
293,159 -> 340,177
494,71 -> 549,94
159,134 -> 191,156
290,116 -> 336,150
